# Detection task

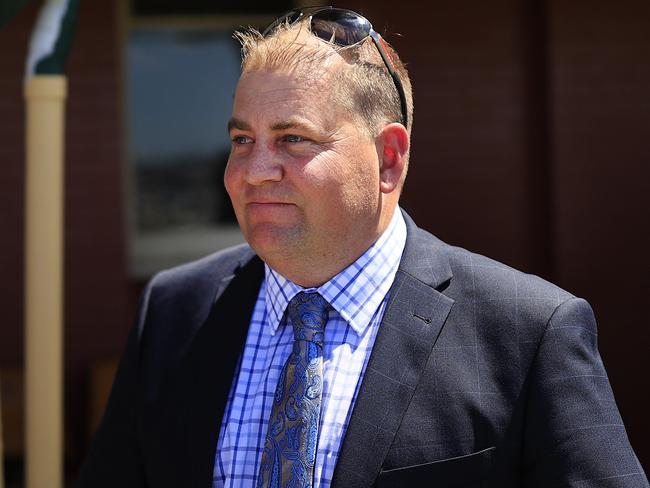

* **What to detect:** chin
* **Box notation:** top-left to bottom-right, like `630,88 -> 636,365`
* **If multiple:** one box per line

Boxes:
244,222 -> 304,260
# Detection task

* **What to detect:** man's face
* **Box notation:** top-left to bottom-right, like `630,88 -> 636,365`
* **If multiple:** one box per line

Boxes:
224,67 -> 384,282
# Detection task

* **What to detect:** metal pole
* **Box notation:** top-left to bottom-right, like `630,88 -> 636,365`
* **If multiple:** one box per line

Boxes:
24,75 -> 66,488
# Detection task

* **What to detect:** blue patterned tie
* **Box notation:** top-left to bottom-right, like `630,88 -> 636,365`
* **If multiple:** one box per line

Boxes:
257,291 -> 329,488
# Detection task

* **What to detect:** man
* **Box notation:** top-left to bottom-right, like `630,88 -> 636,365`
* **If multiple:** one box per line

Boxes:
79,7 -> 648,488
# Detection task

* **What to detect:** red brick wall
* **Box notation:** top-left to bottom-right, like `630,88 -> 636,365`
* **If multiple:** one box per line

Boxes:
0,0 -> 130,462
549,0 -> 650,464
0,0 -> 33,375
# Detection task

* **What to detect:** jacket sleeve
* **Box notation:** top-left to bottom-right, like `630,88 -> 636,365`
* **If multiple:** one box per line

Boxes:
76,281 -> 153,487
522,297 -> 649,487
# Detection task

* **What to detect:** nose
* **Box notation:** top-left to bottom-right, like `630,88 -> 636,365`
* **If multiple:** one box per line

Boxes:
243,143 -> 283,186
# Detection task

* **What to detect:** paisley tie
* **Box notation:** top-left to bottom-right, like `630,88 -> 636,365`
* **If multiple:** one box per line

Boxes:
257,291 -> 330,488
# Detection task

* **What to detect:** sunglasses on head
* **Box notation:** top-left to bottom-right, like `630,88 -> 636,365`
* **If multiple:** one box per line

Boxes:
262,6 -> 409,128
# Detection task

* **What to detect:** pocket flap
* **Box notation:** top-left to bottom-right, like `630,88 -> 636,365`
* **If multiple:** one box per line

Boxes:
376,446 -> 496,487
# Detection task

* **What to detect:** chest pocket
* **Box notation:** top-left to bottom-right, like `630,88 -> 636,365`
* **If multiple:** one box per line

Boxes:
375,446 -> 495,488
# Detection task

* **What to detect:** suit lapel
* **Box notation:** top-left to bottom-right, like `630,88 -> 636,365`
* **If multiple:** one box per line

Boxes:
331,212 -> 455,487
176,254 -> 264,487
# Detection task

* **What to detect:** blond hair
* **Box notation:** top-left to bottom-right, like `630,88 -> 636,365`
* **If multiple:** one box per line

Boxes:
234,22 -> 413,137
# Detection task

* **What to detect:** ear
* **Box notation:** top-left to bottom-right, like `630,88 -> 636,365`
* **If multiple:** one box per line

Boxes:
378,123 -> 410,194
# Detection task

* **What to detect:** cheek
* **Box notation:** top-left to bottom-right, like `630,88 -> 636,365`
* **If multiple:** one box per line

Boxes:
295,145 -> 380,213
223,159 -> 239,198
312,168 -> 377,219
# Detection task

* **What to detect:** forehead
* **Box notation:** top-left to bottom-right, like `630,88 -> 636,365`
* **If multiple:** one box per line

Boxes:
237,68 -> 325,101
231,67 -> 345,129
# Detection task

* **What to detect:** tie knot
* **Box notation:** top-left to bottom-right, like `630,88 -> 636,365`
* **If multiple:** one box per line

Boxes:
287,292 -> 329,347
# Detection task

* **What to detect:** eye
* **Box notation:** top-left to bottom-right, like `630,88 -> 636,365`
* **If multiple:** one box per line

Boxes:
284,134 -> 305,143
232,135 -> 253,145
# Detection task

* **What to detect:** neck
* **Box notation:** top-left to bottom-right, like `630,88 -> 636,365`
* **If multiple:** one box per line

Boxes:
266,206 -> 398,288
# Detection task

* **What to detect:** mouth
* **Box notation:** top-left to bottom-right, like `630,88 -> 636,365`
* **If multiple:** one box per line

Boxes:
245,201 -> 297,216
245,191 -> 296,205
246,200 -> 297,221
247,201 -> 294,207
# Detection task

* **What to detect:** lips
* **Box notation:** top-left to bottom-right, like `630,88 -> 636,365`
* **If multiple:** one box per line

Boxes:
245,201 -> 297,218
247,200 -> 293,206
244,192 -> 296,206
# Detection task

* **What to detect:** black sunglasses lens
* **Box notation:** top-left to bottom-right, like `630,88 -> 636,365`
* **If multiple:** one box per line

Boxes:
310,10 -> 371,46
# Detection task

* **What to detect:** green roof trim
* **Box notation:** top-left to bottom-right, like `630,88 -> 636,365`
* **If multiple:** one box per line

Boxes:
26,0 -> 80,77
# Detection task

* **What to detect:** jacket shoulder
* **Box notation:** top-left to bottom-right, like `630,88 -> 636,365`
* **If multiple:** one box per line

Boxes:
444,241 -> 573,305
150,242 -> 256,292
407,223 -> 575,324
135,243 -> 259,346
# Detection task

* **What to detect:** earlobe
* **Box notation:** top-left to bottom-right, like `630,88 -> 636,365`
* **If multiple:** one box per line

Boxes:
379,123 -> 409,194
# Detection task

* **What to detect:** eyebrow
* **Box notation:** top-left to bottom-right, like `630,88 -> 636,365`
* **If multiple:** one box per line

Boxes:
228,117 -> 321,135
227,117 -> 251,132
270,119 -> 310,132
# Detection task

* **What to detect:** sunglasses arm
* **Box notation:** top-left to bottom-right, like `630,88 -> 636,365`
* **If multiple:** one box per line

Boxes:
369,32 -> 409,128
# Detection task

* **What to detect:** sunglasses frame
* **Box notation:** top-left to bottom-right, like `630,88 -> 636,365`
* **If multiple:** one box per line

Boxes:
262,6 -> 409,128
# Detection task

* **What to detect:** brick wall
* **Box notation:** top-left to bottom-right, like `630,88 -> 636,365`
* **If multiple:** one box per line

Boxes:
0,0 -> 130,466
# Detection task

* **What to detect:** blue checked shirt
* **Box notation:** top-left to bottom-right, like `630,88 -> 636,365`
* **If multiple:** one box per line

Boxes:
213,210 -> 407,488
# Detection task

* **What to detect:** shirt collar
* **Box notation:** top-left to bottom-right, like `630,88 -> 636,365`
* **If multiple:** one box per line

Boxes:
264,209 -> 407,336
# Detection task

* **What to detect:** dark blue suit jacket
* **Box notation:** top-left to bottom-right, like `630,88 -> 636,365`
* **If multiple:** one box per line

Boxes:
79,212 -> 648,487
